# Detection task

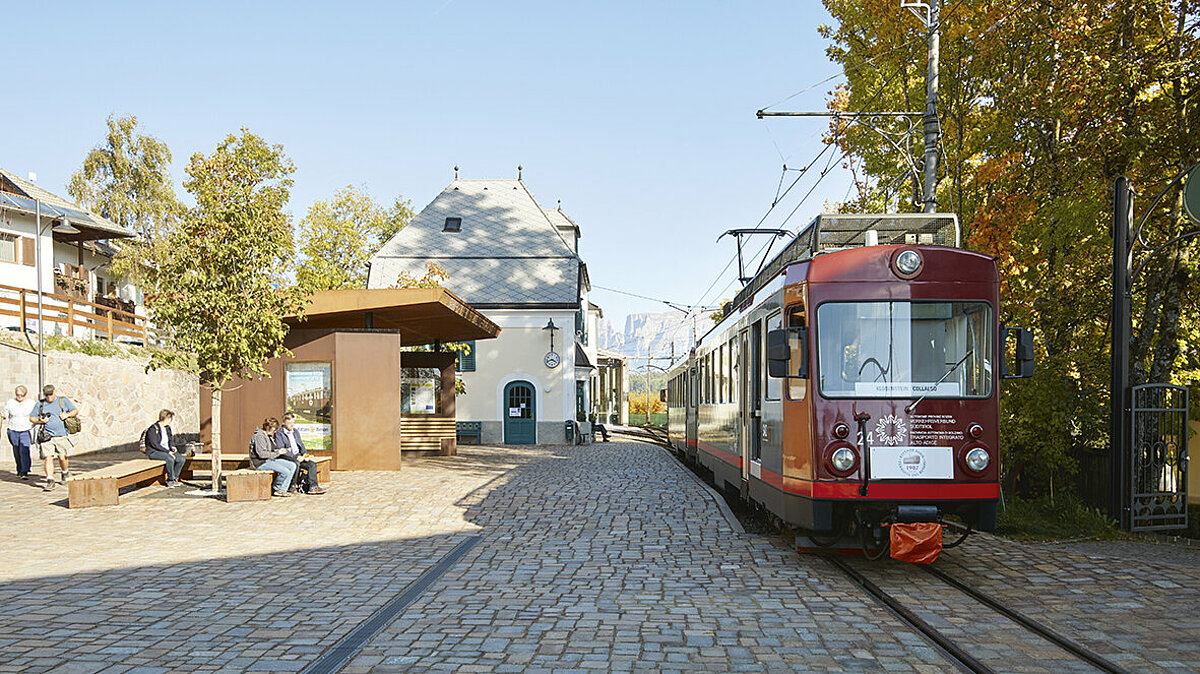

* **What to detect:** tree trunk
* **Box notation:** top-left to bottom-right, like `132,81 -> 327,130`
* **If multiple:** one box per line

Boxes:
210,384 -> 223,493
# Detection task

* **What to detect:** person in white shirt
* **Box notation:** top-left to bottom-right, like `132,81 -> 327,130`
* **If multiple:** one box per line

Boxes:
3,386 -> 36,479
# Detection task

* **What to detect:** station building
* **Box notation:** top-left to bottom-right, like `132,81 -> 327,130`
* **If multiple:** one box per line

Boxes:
368,176 -> 602,444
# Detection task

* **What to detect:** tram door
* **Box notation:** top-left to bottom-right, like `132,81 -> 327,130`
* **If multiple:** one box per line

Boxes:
748,320 -> 762,472
739,329 -> 753,484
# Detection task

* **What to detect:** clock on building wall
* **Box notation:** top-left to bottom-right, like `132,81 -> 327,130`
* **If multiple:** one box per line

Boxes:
544,351 -> 561,369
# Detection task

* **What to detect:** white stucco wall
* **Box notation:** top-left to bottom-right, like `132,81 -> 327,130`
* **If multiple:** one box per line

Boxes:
457,309 -> 578,443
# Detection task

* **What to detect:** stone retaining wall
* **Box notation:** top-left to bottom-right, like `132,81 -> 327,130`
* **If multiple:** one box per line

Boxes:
0,342 -> 198,461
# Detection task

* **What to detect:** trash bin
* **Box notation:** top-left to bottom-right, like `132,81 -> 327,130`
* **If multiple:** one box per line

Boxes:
564,420 -> 574,442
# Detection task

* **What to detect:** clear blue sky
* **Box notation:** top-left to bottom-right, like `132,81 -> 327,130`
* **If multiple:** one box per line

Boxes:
4,1 -> 856,342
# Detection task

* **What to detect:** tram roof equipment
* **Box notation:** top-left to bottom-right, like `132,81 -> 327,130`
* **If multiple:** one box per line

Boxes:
732,213 -> 960,311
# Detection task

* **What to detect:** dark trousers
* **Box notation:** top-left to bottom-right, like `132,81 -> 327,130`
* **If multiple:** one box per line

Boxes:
8,429 -> 32,474
148,449 -> 186,481
292,459 -> 320,490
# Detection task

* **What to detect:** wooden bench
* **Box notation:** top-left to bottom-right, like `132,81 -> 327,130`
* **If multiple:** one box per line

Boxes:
456,421 -> 483,445
225,469 -> 273,502
67,459 -> 167,508
182,454 -> 332,483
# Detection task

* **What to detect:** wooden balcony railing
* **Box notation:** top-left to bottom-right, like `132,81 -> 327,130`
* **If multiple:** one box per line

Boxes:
0,283 -> 155,345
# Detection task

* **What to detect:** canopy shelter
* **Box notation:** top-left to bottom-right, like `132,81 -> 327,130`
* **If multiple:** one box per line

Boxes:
285,287 -> 500,345
204,288 -> 501,472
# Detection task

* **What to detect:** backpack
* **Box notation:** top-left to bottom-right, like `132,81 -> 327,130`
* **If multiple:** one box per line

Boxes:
139,424 -> 154,456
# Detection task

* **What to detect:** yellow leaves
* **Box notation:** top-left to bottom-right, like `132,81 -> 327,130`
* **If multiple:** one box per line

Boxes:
394,262 -> 449,289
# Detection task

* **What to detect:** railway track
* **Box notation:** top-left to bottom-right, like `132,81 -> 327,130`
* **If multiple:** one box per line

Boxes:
647,434 -> 1126,672
826,555 -> 1131,674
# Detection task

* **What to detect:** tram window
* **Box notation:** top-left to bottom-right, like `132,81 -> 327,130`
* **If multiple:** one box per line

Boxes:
765,311 -> 782,400
816,301 -> 993,399
718,344 -> 726,403
728,339 -> 737,404
786,305 -> 808,400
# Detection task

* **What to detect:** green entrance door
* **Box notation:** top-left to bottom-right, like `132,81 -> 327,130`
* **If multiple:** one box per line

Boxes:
504,381 -> 536,444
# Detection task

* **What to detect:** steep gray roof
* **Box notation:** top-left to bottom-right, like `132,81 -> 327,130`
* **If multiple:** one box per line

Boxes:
0,167 -> 132,241
369,178 -> 583,307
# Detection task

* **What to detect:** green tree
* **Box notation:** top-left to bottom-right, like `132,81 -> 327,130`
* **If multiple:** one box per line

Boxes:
296,186 -> 415,290
67,114 -> 182,282
142,129 -> 306,477
819,0 -> 1200,495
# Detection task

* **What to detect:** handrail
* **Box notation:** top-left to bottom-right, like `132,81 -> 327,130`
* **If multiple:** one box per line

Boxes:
0,283 -> 155,345
0,283 -> 141,322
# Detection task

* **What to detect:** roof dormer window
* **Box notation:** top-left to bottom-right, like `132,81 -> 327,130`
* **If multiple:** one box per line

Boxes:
443,217 -> 462,232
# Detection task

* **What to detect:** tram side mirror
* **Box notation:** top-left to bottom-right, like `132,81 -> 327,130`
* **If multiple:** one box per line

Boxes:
1001,326 -> 1036,379
767,328 -> 808,379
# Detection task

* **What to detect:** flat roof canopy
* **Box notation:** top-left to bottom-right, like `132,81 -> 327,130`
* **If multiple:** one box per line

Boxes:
285,288 -> 501,345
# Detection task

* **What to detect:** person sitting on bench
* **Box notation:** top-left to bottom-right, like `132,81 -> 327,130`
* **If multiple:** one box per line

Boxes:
273,412 -> 326,495
249,417 -> 297,498
590,415 -> 610,442
145,409 -> 186,487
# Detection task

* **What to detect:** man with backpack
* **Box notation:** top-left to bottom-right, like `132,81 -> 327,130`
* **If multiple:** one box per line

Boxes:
273,413 -> 327,495
30,385 -> 78,492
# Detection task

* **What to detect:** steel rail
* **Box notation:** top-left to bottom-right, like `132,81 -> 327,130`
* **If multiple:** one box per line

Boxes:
922,565 -> 1132,674
825,556 -> 989,673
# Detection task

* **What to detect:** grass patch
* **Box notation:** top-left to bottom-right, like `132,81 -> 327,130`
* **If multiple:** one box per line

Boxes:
996,493 -> 1126,542
0,331 -> 195,373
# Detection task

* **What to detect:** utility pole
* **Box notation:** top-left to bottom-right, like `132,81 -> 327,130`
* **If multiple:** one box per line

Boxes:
922,0 -> 941,212
1110,177 -> 1133,528
902,0 -> 941,212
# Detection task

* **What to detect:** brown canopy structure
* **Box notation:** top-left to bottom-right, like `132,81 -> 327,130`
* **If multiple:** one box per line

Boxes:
203,287 -> 501,472
286,287 -> 500,344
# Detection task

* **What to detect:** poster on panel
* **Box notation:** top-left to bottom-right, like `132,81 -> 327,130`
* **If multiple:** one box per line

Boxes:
285,362 -> 332,452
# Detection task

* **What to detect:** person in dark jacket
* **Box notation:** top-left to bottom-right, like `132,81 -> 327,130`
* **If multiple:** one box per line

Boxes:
272,413 -> 326,495
146,409 -> 186,487
250,417 -> 297,497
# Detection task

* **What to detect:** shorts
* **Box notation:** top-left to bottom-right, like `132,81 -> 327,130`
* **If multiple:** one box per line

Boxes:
39,435 -> 74,459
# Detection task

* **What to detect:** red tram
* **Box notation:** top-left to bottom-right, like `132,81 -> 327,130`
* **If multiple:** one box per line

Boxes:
665,214 -> 1034,558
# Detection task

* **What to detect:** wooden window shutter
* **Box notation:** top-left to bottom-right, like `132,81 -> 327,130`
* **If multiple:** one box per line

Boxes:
21,236 -> 35,266
456,341 -> 476,372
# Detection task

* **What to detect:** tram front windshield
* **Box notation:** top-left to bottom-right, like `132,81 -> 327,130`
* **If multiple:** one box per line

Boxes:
816,301 -> 992,399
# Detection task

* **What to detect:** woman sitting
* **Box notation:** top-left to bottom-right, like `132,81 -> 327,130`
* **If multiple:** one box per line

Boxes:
145,409 -> 186,487
249,418 -> 297,498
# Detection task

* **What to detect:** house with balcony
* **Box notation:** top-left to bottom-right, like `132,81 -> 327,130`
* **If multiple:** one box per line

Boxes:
0,167 -> 138,340
368,175 -> 602,444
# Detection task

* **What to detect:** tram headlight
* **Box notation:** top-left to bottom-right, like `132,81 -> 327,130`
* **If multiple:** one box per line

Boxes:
964,447 -> 990,473
896,249 -> 922,275
831,447 -> 857,472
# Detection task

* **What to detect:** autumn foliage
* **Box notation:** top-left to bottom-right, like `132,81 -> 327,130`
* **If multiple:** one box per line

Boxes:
820,0 -> 1199,495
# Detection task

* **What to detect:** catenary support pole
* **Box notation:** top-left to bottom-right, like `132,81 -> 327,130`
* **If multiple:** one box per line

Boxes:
922,0 -> 941,213
1110,177 -> 1133,528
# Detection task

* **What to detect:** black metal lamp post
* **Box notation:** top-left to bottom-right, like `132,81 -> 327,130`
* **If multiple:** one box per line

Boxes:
1110,161 -> 1200,529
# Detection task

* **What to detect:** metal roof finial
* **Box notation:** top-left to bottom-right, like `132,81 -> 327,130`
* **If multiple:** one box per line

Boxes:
557,199 -> 562,211
518,165 -> 523,180
453,165 -> 459,180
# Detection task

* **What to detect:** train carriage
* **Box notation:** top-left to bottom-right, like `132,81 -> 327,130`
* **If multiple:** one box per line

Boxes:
666,214 -> 1034,556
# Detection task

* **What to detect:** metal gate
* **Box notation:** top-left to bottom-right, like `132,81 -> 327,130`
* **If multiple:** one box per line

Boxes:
1129,384 -> 1189,531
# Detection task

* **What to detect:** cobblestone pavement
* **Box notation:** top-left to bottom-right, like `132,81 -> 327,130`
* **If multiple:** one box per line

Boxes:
0,447 -> 540,673
1,443 -> 1197,672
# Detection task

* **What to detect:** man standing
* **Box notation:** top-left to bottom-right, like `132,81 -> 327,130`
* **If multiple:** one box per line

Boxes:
30,385 -> 78,491
273,412 -> 327,495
